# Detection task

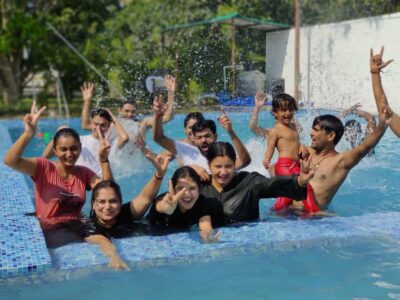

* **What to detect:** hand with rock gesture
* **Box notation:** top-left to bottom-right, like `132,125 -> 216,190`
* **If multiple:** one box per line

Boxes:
370,46 -> 393,74
23,101 -> 46,137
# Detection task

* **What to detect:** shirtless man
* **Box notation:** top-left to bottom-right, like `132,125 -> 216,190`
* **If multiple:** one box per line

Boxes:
292,108 -> 391,210
369,47 -> 400,137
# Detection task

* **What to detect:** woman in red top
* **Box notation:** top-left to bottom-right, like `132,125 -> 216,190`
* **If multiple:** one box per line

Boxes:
4,102 -> 113,228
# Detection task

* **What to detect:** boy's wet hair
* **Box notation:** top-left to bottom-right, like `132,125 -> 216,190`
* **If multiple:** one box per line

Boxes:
171,166 -> 201,189
272,93 -> 298,112
150,89 -> 167,102
313,114 -> 344,145
183,112 -> 205,128
192,119 -> 217,135
119,99 -> 136,109
90,108 -> 112,123
90,180 -> 122,218
344,119 -> 362,134
53,128 -> 81,148
207,141 -> 236,163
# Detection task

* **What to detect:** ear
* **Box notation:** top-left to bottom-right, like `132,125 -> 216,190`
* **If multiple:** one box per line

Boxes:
327,131 -> 336,143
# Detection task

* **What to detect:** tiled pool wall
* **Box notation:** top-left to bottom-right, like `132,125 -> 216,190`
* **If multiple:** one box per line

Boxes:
0,123 -> 51,278
1,120 -> 400,281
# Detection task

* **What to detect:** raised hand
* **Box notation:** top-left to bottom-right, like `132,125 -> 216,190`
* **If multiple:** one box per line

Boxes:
160,180 -> 186,215
23,101 -> 46,136
145,151 -> 171,178
254,91 -> 267,108
164,75 -> 176,93
153,95 -> 168,116
98,127 -> 111,162
370,47 -> 393,73
218,107 -> 232,132
81,82 -> 94,104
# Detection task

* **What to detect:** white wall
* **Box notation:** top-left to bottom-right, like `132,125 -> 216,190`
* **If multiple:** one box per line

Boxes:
265,12 -> 400,113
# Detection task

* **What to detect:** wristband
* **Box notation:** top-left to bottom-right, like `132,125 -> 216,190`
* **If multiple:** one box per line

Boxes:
100,159 -> 109,163
154,174 -> 163,180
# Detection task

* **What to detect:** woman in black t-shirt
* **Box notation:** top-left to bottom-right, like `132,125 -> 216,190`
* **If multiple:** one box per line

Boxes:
83,154 -> 170,271
148,166 -> 220,242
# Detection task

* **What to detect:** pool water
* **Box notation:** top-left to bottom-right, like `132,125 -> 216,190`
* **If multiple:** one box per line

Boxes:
2,110 -> 400,299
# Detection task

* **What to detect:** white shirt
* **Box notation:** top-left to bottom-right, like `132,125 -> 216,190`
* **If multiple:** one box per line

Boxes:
175,141 -> 210,173
76,135 -> 117,177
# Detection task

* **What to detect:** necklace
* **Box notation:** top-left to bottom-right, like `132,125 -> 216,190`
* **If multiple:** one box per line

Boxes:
310,152 -> 338,169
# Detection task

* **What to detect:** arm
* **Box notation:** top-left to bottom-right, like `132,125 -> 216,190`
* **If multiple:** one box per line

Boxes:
199,215 -> 220,243
249,91 -> 269,137
129,151 -> 171,219
218,110 -> 251,169
341,107 -> 391,169
84,235 -> 129,271
81,82 -> 93,131
3,102 -> 46,176
263,128 -> 278,169
105,109 -> 129,149
356,109 -> 376,136
152,96 -> 177,154
162,74 -> 175,124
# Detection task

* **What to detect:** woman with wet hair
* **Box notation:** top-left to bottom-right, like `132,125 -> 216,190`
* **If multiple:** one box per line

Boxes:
83,154 -> 170,271
3,102 -> 112,229
199,142 -> 313,225
147,166 -> 220,242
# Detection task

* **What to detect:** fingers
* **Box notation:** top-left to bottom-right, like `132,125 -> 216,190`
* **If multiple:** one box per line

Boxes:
370,48 -> 373,59
97,127 -> 104,141
31,101 -> 37,114
168,180 -> 174,195
36,106 -> 47,118
199,171 -> 210,182
380,46 -> 384,57
212,230 -> 221,241
173,187 -> 187,202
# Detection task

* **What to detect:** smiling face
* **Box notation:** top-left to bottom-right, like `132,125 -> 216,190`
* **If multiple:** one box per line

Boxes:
184,118 -> 199,141
310,124 -> 333,152
93,187 -> 121,227
175,176 -> 200,212
193,128 -> 216,155
209,155 -> 235,189
53,136 -> 81,167
118,103 -> 137,120
273,107 -> 295,125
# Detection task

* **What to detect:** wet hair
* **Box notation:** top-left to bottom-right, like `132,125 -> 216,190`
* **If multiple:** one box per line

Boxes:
119,99 -> 136,109
192,119 -> 217,136
90,108 -> 112,123
183,112 -> 205,128
150,90 -> 167,102
313,114 -> 344,145
272,93 -> 298,112
344,119 -> 362,134
53,128 -> 81,148
206,141 -> 236,163
90,180 -> 122,218
171,166 -> 201,189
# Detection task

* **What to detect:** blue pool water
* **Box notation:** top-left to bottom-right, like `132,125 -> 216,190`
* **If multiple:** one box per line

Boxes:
1,110 -> 400,299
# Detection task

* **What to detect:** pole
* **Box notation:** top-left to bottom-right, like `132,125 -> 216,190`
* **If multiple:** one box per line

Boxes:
294,0 -> 301,101
231,19 -> 236,97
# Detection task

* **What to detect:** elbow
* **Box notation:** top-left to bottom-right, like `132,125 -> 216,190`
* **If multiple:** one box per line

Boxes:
242,156 -> 251,168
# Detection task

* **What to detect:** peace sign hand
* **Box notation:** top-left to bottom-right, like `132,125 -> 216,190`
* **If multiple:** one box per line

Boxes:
145,151 -> 171,179
370,47 -> 393,73
160,180 -> 186,215
98,127 -> 111,162
23,101 -> 46,136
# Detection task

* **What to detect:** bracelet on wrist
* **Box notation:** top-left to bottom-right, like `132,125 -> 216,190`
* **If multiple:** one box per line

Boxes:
99,159 -> 109,163
370,70 -> 380,74
154,174 -> 164,180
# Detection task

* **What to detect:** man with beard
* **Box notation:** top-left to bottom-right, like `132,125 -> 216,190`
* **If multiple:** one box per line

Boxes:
152,98 -> 251,180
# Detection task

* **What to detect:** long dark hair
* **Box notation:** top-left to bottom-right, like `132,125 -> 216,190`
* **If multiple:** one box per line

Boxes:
206,141 -> 236,164
171,166 -> 201,189
90,180 -> 122,218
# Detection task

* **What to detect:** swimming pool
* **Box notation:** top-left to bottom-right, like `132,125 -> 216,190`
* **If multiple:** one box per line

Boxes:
1,110 -> 400,299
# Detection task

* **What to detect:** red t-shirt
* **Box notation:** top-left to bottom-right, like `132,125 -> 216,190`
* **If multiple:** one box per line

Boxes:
32,158 -> 96,226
